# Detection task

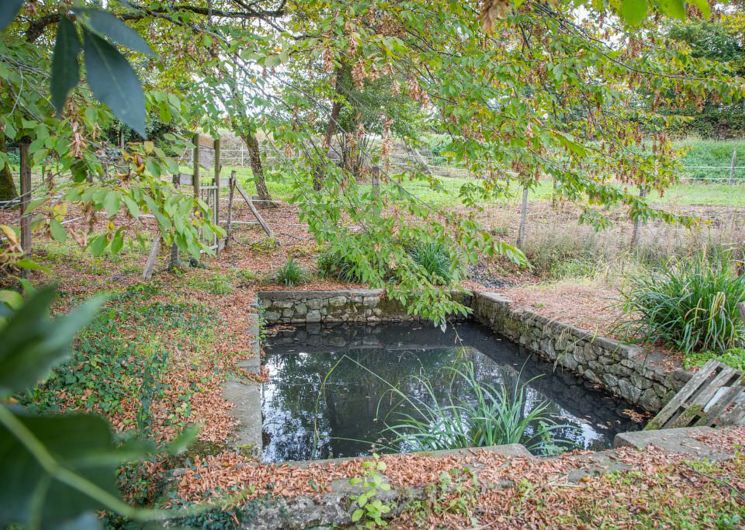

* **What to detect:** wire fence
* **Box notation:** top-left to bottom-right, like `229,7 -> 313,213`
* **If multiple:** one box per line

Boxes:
194,146 -> 745,184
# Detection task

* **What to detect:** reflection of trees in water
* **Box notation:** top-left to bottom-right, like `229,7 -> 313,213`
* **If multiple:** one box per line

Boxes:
262,322 -> 638,462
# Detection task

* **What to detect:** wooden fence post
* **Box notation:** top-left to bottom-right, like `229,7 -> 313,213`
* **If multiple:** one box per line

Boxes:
214,138 -> 221,252
730,149 -> 737,185
169,172 -> 181,269
371,165 -> 380,200
516,185 -> 529,249
226,170 -> 236,248
19,138 -> 31,257
143,236 -> 161,280
630,185 -> 647,249
192,134 -> 200,201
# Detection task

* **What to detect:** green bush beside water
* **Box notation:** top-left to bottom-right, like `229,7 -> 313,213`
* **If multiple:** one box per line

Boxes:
274,258 -> 307,286
621,253 -> 745,355
318,238 -> 463,286
410,240 -> 462,285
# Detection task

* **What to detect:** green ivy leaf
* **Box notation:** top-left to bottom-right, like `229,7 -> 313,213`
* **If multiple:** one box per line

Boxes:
0,290 -> 23,311
51,17 -> 82,114
15,259 -> 49,273
0,286 -> 103,397
82,29 -> 146,137
0,0 -> 23,31
121,196 -> 141,218
77,8 -> 155,57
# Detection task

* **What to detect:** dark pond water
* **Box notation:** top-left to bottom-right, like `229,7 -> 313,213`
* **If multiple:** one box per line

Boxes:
261,321 -> 641,463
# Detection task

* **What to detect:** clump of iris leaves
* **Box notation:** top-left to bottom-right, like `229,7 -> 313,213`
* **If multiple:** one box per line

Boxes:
315,354 -> 575,457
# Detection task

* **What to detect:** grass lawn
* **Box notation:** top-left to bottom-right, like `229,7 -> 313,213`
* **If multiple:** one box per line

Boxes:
240,169 -> 745,209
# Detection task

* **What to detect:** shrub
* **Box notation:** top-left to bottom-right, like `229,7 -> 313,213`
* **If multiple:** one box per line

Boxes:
317,249 -> 365,283
410,240 -> 462,285
274,258 -> 306,286
236,268 -> 257,284
621,254 -> 745,354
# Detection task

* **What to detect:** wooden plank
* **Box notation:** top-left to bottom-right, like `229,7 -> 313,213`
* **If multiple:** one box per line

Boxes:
697,384 -> 744,427
177,173 -> 194,186
648,360 -> 720,428
235,182 -> 274,239
19,138 -> 31,257
143,236 -> 161,279
686,366 -> 739,411
716,392 -> 745,426
650,359 -> 745,430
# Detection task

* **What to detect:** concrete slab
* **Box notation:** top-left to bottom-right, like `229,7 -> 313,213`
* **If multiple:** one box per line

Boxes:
613,426 -> 729,459
223,380 -> 263,456
284,443 -> 533,468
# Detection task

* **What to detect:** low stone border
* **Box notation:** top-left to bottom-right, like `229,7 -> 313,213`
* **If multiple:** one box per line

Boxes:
471,292 -> 691,412
235,427 -> 731,529
258,289 -> 472,324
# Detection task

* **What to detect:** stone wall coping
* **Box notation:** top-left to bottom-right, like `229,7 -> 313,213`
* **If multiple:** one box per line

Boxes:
284,443 -> 533,468
222,311 -> 263,455
258,289 -> 384,300
476,291 -> 643,360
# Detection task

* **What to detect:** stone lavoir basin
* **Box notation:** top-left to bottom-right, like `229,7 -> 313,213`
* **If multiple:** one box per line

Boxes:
261,320 -> 640,463
241,289 -> 692,464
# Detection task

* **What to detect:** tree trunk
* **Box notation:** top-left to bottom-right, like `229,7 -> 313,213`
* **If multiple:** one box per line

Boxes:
242,129 -> 273,204
516,186 -> 529,249
630,185 -> 647,249
314,64 -> 347,191
0,135 -> 18,202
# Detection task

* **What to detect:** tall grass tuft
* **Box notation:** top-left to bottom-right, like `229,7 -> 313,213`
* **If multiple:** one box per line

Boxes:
410,240 -> 462,285
621,253 -> 745,354
380,362 -> 566,455
317,249 -> 365,283
325,356 -> 570,456
274,258 -> 306,286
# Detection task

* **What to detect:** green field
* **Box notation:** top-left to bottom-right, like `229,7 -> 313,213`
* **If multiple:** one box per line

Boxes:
227,137 -> 745,209
233,170 -> 745,209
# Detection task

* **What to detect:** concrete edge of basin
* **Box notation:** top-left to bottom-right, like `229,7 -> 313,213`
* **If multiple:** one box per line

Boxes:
222,310 -> 263,456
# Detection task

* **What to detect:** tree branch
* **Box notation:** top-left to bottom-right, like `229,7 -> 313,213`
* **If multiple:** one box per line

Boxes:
25,1 -> 287,43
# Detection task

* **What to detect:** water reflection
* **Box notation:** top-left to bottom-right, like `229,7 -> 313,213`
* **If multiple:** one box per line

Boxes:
262,321 -> 640,463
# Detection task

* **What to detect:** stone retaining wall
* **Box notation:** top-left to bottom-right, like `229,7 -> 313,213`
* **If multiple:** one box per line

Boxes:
472,292 -> 691,412
258,289 -> 472,324
256,289 -> 691,413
